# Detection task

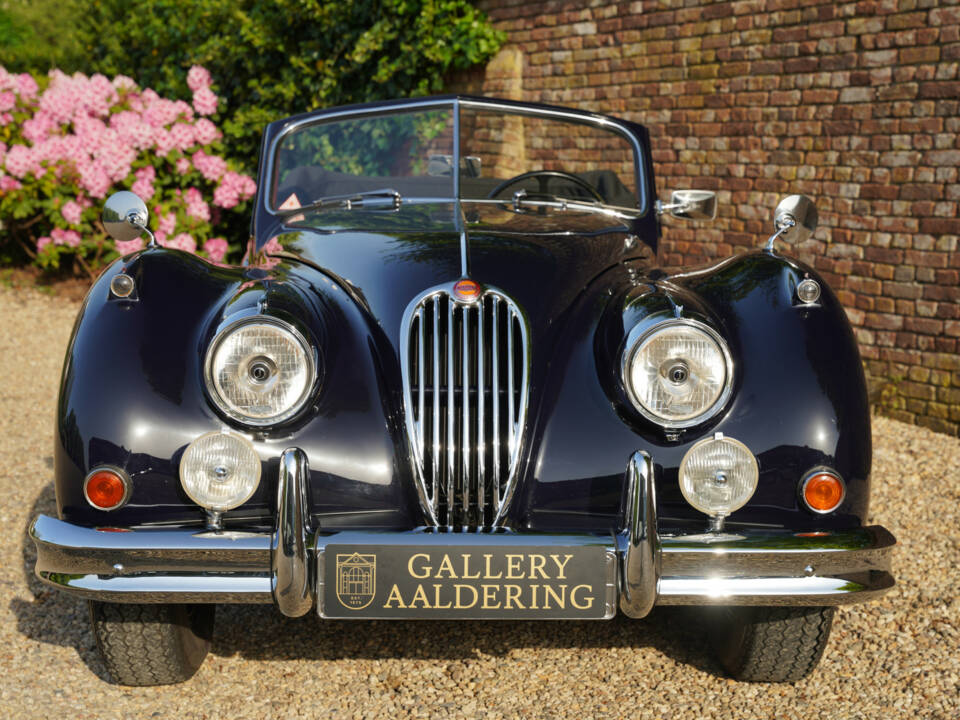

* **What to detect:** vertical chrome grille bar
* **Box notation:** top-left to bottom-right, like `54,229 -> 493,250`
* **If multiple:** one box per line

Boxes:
477,299 -> 485,527
507,308 -> 516,458
492,296 -> 500,511
401,284 -> 529,531
432,296 -> 440,502
416,307 -> 425,469
446,298 -> 455,530
461,305 -> 470,529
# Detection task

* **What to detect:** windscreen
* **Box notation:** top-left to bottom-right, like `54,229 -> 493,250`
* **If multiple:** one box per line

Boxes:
271,107 -> 455,210
458,105 -> 639,208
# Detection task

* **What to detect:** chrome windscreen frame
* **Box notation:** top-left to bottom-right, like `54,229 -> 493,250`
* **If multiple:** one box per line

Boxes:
261,96 -> 651,218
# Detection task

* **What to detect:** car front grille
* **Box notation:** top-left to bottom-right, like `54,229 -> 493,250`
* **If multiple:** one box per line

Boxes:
401,285 -> 529,529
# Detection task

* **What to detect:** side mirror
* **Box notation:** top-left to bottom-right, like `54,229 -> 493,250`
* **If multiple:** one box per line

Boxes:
102,191 -> 151,243
658,190 -> 718,221
772,194 -> 817,245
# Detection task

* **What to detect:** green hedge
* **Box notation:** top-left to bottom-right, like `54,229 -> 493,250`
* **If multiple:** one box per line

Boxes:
76,0 -> 505,169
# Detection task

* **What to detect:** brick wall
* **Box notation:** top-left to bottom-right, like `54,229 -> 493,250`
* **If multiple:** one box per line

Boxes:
449,0 -> 960,435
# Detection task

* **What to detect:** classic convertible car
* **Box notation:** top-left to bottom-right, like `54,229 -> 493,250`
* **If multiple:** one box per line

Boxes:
31,96 -> 895,685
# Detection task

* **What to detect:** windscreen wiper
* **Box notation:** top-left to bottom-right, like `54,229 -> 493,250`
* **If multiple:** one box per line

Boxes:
278,188 -> 402,216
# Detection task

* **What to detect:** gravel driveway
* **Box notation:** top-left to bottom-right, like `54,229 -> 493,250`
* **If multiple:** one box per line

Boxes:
1,285 -> 957,719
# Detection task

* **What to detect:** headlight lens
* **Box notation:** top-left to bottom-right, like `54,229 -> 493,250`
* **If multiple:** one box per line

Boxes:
205,317 -> 315,425
179,430 -> 261,511
679,434 -> 758,516
623,319 -> 732,428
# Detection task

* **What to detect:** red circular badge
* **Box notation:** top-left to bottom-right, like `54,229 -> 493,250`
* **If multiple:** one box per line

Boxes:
453,279 -> 481,302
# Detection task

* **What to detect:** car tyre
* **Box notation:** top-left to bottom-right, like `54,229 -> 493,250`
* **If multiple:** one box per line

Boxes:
88,601 -> 215,685
709,605 -> 835,682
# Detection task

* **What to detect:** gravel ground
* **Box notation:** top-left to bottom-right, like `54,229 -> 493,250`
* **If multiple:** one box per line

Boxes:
1,284 -> 958,719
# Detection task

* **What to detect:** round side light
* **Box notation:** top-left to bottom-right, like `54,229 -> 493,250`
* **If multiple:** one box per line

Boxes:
801,470 -> 845,514
796,278 -> 821,304
84,467 -> 131,511
678,433 -> 759,518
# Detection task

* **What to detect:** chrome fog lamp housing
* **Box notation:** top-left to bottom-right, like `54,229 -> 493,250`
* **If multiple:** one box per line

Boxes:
179,430 -> 262,511
622,318 -> 733,429
679,433 -> 759,518
205,316 -> 316,426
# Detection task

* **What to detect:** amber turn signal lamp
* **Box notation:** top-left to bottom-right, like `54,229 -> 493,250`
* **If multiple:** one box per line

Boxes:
801,471 -> 845,514
84,468 -> 130,511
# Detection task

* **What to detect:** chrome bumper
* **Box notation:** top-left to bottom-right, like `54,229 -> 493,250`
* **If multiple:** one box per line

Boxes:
31,449 -> 896,616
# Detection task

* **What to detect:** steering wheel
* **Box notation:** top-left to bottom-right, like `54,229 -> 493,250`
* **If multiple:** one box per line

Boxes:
486,170 -> 605,203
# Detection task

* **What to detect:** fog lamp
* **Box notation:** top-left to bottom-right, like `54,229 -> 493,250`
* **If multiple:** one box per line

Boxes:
678,433 -> 758,518
179,430 -> 261,511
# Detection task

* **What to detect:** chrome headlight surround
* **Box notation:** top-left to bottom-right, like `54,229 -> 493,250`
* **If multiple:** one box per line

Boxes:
204,315 -> 317,427
621,317 -> 734,429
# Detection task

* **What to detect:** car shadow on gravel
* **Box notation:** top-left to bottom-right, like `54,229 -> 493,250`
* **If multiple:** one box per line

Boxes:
13,479 -> 722,682
12,478 -> 113,682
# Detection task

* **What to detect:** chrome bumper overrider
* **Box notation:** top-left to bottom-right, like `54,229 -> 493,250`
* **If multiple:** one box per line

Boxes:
31,449 -> 896,616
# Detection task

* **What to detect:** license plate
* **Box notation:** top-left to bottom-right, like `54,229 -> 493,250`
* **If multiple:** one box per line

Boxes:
318,534 -> 616,619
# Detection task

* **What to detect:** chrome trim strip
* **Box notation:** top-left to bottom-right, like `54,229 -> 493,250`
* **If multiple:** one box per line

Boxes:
619,451 -> 658,618
657,573 -> 895,606
271,448 -> 313,616
446,295 -> 455,529
477,301 -> 485,527
462,301 -> 470,529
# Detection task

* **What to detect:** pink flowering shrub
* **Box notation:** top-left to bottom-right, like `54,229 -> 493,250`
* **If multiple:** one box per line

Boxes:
0,65 -> 255,272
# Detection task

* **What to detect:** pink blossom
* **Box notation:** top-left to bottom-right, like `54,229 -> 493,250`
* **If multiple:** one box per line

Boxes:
0,113 -> 10,126
192,149 -> 227,181
157,211 -> 176,236
204,237 -> 228,263
131,165 -> 156,200
0,91 -> 14,112
61,199 -> 84,224
36,236 -> 52,252
114,237 -> 144,255
0,175 -> 21,192
213,170 -> 256,209
193,118 -> 220,146
192,87 -> 218,116
185,187 -> 210,221
164,232 -> 196,253
186,66 -> 212,92
51,228 -> 82,248
112,75 -> 137,92
5,145 -> 35,178
169,122 -> 195,152
16,73 -> 38,100
153,128 -> 176,156
176,157 -> 190,174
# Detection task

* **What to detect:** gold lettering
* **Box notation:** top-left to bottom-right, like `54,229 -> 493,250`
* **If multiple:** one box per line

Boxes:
530,583 -> 539,609
436,554 -> 457,579
504,584 -> 524,609
483,554 -> 502,579
454,584 -> 478,609
551,554 -> 573,579
432,584 -> 452,609
408,553 -> 431,579
528,554 -> 548,579
570,584 -> 594,610
543,584 -> 567,609
482,584 -> 501,609
383,584 -> 406,609
505,554 -> 524,580
410,584 -> 431,608
461,554 -> 481,579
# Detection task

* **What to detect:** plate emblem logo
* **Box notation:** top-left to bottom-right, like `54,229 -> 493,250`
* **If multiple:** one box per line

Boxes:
336,553 -> 376,610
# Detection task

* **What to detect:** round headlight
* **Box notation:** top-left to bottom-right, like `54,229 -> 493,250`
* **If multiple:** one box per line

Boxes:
205,317 -> 315,426
679,433 -> 758,517
623,319 -> 732,428
180,430 -> 262,511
